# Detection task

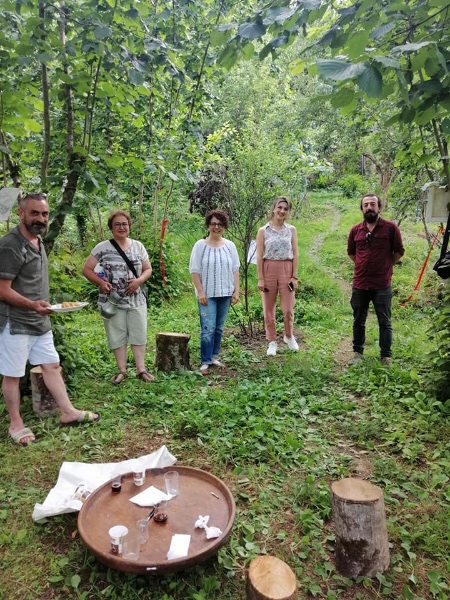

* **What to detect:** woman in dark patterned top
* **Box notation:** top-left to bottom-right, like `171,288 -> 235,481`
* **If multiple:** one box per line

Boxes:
82,209 -> 154,383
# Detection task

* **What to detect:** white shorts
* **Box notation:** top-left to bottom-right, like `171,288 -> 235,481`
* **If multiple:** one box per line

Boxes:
0,322 -> 60,377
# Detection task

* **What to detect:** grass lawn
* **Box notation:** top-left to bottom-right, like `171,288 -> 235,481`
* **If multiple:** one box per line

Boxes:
1,191 -> 449,599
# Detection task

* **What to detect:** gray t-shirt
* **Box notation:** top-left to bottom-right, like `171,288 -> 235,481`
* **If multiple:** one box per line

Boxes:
0,226 -> 51,335
90,239 -> 149,309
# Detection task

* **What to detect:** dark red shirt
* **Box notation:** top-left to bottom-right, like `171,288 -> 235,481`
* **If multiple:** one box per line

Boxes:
347,218 -> 404,290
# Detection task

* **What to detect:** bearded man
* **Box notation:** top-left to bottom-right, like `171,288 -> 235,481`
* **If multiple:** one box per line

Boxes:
0,193 -> 98,446
347,193 -> 405,366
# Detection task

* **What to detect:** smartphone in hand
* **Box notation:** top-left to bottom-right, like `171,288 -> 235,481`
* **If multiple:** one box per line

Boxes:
288,281 -> 294,291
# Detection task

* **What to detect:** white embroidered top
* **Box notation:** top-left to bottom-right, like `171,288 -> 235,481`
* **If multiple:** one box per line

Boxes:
189,238 -> 240,298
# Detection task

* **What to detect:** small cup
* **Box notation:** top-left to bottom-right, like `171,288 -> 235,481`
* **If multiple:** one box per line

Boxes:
132,460 -> 145,487
73,484 -> 92,503
122,529 -> 140,560
111,473 -> 122,494
154,500 -> 168,523
136,518 -> 149,544
108,525 -> 128,555
164,471 -> 179,497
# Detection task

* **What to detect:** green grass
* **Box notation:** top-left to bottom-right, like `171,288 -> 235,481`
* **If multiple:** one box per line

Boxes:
1,191 -> 450,599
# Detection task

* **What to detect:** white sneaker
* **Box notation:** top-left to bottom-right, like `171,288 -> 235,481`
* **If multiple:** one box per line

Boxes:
267,341 -> 277,356
199,364 -> 210,374
283,335 -> 299,351
211,358 -> 224,367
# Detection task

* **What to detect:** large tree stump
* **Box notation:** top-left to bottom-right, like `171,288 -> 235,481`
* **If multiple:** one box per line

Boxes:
331,478 -> 390,578
155,332 -> 191,372
30,365 -> 60,418
246,555 -> 298,600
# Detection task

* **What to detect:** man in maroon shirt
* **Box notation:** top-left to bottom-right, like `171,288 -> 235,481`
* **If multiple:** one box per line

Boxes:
347,193 -> 404,366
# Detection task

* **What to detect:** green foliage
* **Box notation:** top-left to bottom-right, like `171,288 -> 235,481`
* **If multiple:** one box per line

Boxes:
336,174 -> 374,198
425,287 -> 450,407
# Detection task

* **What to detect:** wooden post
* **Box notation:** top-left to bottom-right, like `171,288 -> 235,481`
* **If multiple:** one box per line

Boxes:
246,555 -> 298,600
155,332 -> 191,372
30,365 -> 60,418
331,478 -> 390,578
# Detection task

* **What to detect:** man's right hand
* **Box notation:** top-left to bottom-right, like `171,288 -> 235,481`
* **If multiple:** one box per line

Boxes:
34,300 -> 52,315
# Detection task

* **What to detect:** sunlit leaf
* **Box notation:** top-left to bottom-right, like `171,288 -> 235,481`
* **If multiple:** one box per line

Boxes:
23,118 -> 41,133
357,64 -> 383,97
238,19 -> 266,41
391,41 -> 432,54
370,21 -> 395,39
316,59 -> 365,81
94,26 -> 111,40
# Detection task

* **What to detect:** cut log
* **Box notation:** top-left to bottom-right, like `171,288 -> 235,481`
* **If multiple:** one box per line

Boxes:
331,477 -> 390,578
30,365 -> 60,418
155,332 -> 191,372
246,555 -> 298,600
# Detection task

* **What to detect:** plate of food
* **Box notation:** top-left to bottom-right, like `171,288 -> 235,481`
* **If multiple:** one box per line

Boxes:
49,301 -> 89,313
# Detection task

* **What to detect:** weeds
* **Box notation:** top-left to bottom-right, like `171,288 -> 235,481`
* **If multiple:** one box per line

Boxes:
1,192 -> 449,599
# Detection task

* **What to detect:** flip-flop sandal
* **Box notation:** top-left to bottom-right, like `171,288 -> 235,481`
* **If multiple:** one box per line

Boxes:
61,411 -> 100,427
137,371 -> 156,382
10,427 -> 37,446
110,372 -> 128,385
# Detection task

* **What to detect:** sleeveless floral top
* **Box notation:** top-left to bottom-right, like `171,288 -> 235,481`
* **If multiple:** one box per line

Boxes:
262,223 -> 294,260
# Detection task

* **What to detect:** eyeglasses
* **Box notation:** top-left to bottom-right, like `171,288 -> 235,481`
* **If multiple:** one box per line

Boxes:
113,222 -> 129,228
209,222 -> 224,228
366,232 -> 372,243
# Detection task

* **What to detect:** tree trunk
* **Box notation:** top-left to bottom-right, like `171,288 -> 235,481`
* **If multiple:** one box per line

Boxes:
331,478 -> 390,578
246,555 -> 298,600
30,365 -> 60,418
155,332 -> 191,372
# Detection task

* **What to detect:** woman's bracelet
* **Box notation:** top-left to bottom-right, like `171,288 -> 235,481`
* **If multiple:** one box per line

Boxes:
291,276 -> 298,280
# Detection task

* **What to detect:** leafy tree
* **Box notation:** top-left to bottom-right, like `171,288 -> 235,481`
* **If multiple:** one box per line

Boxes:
0,0 -> 240,255
216,0 -> 450,186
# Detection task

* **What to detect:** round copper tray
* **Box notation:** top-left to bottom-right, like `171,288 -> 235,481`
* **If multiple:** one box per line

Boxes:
77,466 -> 236,574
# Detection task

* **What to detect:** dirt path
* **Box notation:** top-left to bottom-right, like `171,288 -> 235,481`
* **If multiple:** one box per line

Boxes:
310,205 -> 374,478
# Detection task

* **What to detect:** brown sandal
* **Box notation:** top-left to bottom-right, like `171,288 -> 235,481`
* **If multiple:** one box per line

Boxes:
110,372 -> 128,384
137,371 -> 155,382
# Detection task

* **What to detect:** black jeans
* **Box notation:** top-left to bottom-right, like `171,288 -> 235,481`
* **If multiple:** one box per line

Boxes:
350,286 -> 393,358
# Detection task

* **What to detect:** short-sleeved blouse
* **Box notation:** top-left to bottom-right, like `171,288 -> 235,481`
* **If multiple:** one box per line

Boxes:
262,223 -> 294,260
90,239 -> 149,308
189,238 -> 240,298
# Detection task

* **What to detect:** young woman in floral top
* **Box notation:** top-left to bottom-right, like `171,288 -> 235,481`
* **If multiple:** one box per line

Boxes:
256,196 -> 299,356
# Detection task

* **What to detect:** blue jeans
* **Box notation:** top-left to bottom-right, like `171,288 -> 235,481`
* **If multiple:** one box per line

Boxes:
198,297 -> 232,364
350,286 -> 393,358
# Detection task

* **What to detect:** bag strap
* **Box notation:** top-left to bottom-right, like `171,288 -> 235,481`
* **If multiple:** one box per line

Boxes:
439,210 -> 450,261
109,238 -> 138,278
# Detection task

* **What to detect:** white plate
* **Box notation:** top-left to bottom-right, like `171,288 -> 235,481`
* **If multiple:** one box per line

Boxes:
49,302 -> 89,313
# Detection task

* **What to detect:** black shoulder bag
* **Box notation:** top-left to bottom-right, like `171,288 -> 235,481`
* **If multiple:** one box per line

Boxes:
433,209 -> 450,280
109,239 -> 149,307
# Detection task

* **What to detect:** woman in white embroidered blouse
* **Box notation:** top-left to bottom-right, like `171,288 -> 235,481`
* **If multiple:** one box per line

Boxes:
189,209 -> 240,374
256,196 -> 299,356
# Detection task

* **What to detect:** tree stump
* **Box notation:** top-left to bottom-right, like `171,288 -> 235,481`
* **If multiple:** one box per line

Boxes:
246,555 -> 298,600
331,477 -> 390,578
155,332 -> 191,372
30,365 -> 60,418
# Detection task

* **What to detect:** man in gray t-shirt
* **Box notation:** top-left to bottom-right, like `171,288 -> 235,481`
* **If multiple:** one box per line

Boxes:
0,193 -> 99,446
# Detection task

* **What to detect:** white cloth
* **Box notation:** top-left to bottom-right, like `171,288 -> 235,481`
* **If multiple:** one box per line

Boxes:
32,445 -> 176,521
0,188 -> 21,221
194,514 -> 223,539
129,486 -> 171,507
167,534 -> 191,560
